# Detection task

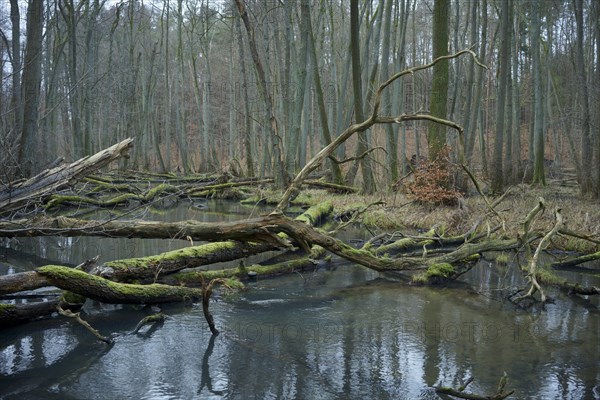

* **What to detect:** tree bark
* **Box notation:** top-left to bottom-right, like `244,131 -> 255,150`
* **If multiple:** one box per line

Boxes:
17,0 -> 44,176
36,265 -> 203,304
491,0 -> 511,192
531,2 -> 545,185
573,0 -> 592,194
428,0 -> 449,161
234,0 -> 287,188
0,138 -> 134,215
350,0 -> 376,194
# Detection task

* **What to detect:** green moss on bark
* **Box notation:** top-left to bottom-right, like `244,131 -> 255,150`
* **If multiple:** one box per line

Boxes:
412,262 -> 455,285
37,265 -> 202,304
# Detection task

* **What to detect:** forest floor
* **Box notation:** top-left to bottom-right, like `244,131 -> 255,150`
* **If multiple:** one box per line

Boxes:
260,182 -> 599,253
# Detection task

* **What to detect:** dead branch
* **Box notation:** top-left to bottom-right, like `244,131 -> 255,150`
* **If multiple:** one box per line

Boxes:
558,228 -> 600,246
330,147 -> 386,164
331,200 -> 386,235
514,208 -> 563,304
0,138 -> 134,215
132,312 -> 166,334
550,251 -> 600,270
436,372 -> 514,400
57,305 -> 112,344
276,50 -> 484,212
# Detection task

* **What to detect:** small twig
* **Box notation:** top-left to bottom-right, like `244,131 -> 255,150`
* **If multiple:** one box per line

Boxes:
514,208 -> 563,304
461,164 -> 505,224
132,312 -> 166,334
330,146 -> 387,165
57,305 -> 112,344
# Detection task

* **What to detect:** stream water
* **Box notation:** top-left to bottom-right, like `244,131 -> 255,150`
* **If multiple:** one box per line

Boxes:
1,200 -> 598,399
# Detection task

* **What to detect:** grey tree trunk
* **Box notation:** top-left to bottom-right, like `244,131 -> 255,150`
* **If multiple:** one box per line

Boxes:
381,0 -> 398,184
9,0 -> 22,141
491,0 -> 510,193
303,0 -> 343,183
350,0 -> 376,194
511,7 -> 522,183
235,0 -> 287,188
428,0 -> 449,161
234,14 -> 254,177
465,0 -> 487,166
531,3 -> 545,185
573,0 -> 592,194
18,0 -> 44,177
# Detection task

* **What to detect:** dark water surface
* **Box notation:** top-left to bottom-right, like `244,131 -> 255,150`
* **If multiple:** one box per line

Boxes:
1,201 -> 599,399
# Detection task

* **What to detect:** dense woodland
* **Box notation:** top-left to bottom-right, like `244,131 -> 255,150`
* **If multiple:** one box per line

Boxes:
1,6 -> 599,395
0,0 -> 599,197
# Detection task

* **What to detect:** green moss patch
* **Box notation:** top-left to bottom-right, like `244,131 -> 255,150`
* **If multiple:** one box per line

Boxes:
412,262 -> 455,285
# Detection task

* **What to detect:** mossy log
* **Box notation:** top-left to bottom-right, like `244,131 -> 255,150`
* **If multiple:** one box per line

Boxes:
550,251 -> 600,270
374,228 -> 438,255
97,241 -> 278,282
0,271 -> 50,295
273,215 -> 524,272
45,183 -> 181,210
0,300 -> 61,327
294,202 -> 333,226
0,214 -> 294,243
303,180 -> 358,193
0,138 -> 134,215
94,203 -> 332,282
36,266 -> 203,304
535,268 -> 599,296
163,254 -> 325,286
186,179 -> 273,197
411,262 -> 465,285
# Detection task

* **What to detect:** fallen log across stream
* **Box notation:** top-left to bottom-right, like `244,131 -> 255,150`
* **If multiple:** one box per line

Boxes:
1,133 -> 599,341
0,203 -> 333,327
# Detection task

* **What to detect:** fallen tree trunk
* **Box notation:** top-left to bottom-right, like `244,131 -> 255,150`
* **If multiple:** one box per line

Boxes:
551,251 -> 600,270
162,252 -> 325,286
0,300 -> 61,327
0,214 -> 293,243
0,138 -> 134,215
95,202 -> 332,282
0,271 -> 51,295
97,241 -> 280,282
36,266 -> 203,304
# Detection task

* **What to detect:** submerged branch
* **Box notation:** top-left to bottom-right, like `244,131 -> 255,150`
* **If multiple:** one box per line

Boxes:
57,305 -> 112,344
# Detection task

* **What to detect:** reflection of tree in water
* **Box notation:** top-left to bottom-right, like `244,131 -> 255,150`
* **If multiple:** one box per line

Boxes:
198,335 -> 224,397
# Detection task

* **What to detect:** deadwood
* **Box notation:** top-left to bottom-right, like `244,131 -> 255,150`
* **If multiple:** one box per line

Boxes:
0,138 -> 134,215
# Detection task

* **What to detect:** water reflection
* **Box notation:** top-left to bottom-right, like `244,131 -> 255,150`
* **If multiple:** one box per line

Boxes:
0,201 -> 599,399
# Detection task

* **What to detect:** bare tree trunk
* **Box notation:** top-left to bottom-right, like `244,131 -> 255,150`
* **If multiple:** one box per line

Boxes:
465,0 -> 487,166
303,0 -> 343,184
234,13 -> 254,177
531,3 -> 545,185
491,0 -> 510,193
428,0 -> 449,161
350,0 -> 376,194
17,0 -> 44,177
381,0 -> 398,184
511,7 -> 522,183
234,0 -> 287,188
1,138 -> 133,215
9,0 -> 22,141
573,0 -> 592,194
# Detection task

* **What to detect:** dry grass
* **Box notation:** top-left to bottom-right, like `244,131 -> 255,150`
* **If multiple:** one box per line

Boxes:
285,183 -> 600,251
